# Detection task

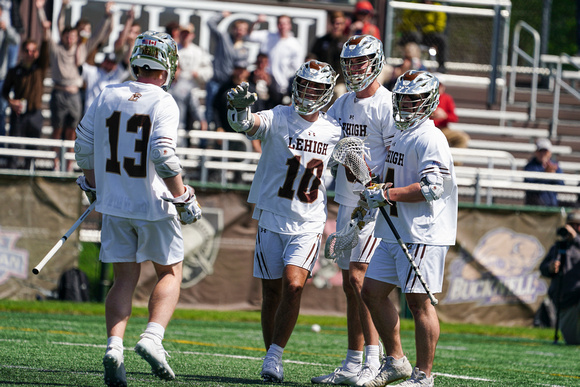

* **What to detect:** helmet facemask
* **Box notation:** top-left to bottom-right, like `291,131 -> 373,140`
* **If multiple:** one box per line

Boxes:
130,31 -> 179,91
392,70 -> 440,130
340,35 -> 384,92
292,60 -> 337,115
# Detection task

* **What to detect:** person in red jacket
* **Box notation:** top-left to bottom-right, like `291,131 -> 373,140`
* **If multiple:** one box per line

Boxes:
430,78 -> 469,148
349,1 -> 381,40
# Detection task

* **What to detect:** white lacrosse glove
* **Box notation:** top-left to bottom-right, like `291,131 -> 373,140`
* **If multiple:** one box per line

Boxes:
76,175 -> 96,203
363,183 -> 393,208
161,185 -> 202,225
226,82 -> 258,133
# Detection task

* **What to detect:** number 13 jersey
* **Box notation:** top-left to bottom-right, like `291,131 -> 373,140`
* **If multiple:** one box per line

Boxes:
76,81 -> 180,221
248,105 -> 342,234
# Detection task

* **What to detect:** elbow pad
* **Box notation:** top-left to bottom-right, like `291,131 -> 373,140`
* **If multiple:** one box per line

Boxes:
420,174 -> 444,202
227,107 -> 255,133
151,146 -> 182,178
74,137 -> 94,170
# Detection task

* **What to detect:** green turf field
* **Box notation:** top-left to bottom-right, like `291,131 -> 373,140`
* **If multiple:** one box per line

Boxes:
0,301 -> 579,386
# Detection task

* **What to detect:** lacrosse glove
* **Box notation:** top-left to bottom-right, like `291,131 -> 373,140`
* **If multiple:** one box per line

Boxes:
76,175 -> 96,204
226,82 -> 258,133
363,183 -> 393,208
351,200 -> 374,229
162,185 -> 202,225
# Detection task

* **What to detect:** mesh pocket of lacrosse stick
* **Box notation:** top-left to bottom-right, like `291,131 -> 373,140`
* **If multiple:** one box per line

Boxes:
324,219 -> 361,261
331,137 -> 372,186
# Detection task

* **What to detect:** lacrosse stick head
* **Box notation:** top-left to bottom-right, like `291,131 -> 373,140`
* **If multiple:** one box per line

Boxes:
324,219 -> 361,261
331,137 -> 372,186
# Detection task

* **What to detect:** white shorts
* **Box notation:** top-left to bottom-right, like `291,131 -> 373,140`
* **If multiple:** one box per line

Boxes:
335,204 -> 380,271
100,214 -> 184,265
366,241 -> 448,294
253,227 -> 321,280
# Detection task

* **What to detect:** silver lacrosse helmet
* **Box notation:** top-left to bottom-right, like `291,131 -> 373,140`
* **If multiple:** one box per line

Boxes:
340,35 -> 384,92
291,60 -> 337,115
392,70 -> 440,130
130,30 -> 179,91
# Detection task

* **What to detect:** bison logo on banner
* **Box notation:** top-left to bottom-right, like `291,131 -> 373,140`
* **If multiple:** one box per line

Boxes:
444,228 -> 548,305
0,229 -> 28,284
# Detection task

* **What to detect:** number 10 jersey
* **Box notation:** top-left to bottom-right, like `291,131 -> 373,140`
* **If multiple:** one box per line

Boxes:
248,105 -> 342,234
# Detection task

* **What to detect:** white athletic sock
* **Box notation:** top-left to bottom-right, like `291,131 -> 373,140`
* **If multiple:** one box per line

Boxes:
345,349 -> 363,371
144,322 -> 165,341
364,345 -> 381,369
266,343 -> 284,361
107,336 -> 123,352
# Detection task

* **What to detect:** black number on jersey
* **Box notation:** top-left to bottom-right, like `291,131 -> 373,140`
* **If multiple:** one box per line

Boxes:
385,167 -> 398,217
105,111 -> 151,178
278,156 -> 324,204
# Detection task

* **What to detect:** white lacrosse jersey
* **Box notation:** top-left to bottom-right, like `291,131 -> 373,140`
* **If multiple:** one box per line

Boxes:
248,105 -> 342,234
374,119 -> 458,246
327,86 -> 395,207
76,81 -> 179,221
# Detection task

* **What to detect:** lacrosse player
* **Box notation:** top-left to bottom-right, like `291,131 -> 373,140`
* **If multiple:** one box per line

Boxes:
226,60 -> 341,383
311,34 -> 397,386
75,31 -> 202,387
361,70 -> 457,387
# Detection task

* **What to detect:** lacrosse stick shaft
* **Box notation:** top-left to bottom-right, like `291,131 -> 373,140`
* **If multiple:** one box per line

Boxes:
32,201 -> 96,275
379,207 -> 439,306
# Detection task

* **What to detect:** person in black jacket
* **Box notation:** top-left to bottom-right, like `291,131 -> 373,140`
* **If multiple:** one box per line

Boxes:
540,210 -> 580,345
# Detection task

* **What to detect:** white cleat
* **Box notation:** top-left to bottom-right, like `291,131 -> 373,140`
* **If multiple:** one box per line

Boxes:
103,345 -> 127,387
311,360 -> 361,385
355,364 -> 379,386
363,356 -> 412,387
134,334 -> 175,381
261,355 -> 284,383
395,367 -> 434,387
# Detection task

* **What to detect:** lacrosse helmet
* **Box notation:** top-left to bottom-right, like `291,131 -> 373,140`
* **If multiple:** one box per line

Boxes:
392,70 -> 440,130
292,60 -> 337,115
130,30 -> 179,91
340,35 -> 384,92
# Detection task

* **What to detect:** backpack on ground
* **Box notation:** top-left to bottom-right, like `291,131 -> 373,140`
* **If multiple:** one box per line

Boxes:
58,268 -> 90,302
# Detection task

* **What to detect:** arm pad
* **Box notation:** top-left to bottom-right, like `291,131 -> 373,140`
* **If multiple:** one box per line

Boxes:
151,146 -> 182,178
420,174 -> 444,202
74,136 -> 94,170
227,107 -> 255,133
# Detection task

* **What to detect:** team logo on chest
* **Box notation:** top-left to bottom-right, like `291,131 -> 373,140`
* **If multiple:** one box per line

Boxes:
287,136 -> 329,155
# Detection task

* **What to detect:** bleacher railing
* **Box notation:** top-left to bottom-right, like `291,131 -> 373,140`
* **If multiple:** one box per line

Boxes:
1,132 -> 578,206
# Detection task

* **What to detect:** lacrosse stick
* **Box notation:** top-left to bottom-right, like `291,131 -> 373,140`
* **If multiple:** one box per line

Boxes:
325,218 -> 362,261
32,201 -> 96,275
331,137 -> 439,306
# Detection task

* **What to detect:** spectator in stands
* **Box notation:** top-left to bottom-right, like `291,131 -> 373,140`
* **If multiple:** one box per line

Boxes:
431,76 -> 470,148
385,42 -> 426,90
249,53 -> 275,111
169,24 -> 212,147
48,0 -> 113,171
309,10 -> 349,102
114,6 -> 141,71
349,1 -> 381,40
81,52 -> 128,115
540,209 -> 580,345
2,5 -> 50,169
398,0 -> 447,72
249,14 -> 302,107
165,20 -> 181,47
206,12 -> 252,129
0,4 -> 19,139
523,138 -> 564,207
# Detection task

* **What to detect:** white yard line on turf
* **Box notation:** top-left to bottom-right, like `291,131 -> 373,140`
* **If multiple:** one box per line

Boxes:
50,341 -> 505,383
